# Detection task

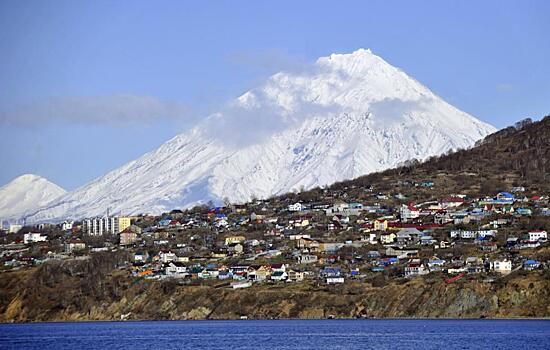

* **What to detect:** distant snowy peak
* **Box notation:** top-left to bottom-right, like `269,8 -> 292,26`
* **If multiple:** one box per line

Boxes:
0,174 -> 66,220
23,48 -> 496,222
238,49 -> 432,114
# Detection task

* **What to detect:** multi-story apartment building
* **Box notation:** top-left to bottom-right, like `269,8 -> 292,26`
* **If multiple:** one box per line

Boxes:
82,216 -> 131,235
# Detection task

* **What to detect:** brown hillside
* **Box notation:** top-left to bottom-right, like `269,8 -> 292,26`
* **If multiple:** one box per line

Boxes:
281,115 -> 550,204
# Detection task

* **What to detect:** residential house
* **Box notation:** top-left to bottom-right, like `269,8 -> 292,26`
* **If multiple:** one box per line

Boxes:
159,250 -> 177,263
366,251 -> 381,259
61,221 -> 74,231
229,265 -> 249,280
440,196 -> 465,208
120,227 -> 139,246
164,262 -> 188,277
528,230 -> 547,242
224,235 -> 246,246
134,251 -> 149,263
479,242 -> 498,252
297,254 -> 318,264
247,265 -> 271,281
396,228 -> 422,245
318,242 -> 344,253
288,202 -> 304,212
400,204 -> 420,222
228,243 -> 244,255
380,232 -> 396,244
466,257 -> 484,274
405,260 -> 428,277
490,259 -> 512,274
385,246 -> 418,258
496,192 -> 515,204
326,202 -> 363,216
420,235 -> 437,245
232,204 -> 248,214
321,267 -> 341,277
516,208 -> 532,216
427,258 -> 446,270
288,234 -> 311,241
326,276 -> 345,284
64,239 -> 86,253
270,271 -> 288,281
270,263 -> 287,273
450,230 -> 476,239
523,260 -> 540,271
373,219 -> 388,231
296,237 -> 320,250
23,232 -> 47,244
287,270 -> 305,282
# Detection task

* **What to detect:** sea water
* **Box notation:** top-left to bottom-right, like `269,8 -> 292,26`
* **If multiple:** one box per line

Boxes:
0,319 -> 549,349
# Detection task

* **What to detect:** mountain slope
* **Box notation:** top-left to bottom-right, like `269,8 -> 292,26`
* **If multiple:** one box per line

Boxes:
282,116 -> 549,207
25,49 -> 495,222
0,174 -> 66,220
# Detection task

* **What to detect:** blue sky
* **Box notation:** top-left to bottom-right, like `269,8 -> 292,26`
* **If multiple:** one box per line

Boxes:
0,0 -> 549,190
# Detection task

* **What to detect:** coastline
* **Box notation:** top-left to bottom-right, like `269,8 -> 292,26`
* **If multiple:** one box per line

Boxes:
3,317 -> 550,325
2,262 -> 549,324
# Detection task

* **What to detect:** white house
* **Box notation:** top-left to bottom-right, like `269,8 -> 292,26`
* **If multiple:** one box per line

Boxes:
164,262 -> 188,277
289,234 -> 311,241
400,204 -> 420,222
380,232 -> 396,244
270,271 -> 288,281
450,230 -> 476,239
528,230 -> 547,242
61,221 -> 74,231
490,259 -> 512,274
23,232 -> 47,244
288,202 -> 303,212
159,250 -> 177,263
326,276 -> 345,284
297,254 -> 318,264
134,252 -> 148,263
405,260 -> 428,278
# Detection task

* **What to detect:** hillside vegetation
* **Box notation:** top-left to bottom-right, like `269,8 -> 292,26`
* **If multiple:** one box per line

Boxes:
281,116 -> 550,205
1,257 -> 549,322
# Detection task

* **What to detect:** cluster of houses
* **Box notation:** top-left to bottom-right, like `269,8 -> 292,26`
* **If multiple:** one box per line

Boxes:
1,184 -> 549,286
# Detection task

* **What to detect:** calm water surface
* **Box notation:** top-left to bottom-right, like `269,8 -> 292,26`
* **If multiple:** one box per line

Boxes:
0,319 -> 549,349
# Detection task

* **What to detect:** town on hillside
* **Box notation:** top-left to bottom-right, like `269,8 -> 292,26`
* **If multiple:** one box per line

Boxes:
1,181 -> 549,289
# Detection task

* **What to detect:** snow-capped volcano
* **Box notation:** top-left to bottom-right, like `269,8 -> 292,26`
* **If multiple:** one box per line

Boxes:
0,174 -> 66,221
24,49 -> 495,222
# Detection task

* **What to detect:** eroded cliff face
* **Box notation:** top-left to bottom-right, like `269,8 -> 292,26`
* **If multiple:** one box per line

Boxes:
1,265 -> 549,322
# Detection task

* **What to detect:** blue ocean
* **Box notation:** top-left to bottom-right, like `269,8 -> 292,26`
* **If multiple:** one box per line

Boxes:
0,319 -> 549,349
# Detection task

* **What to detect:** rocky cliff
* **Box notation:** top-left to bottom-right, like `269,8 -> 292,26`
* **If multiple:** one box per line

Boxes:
1,258 -> 548,322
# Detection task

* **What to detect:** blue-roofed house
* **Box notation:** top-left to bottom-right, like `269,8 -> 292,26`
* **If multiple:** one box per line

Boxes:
158,219 -> 172,227
428,259 -> 446,270
495,192 -> 515,204
321,267 -> 341,277
523,260 -> 541,270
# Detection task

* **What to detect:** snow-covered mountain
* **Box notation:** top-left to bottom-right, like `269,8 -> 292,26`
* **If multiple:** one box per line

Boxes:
24,49 -> 496,222
0,174 -> 66,221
